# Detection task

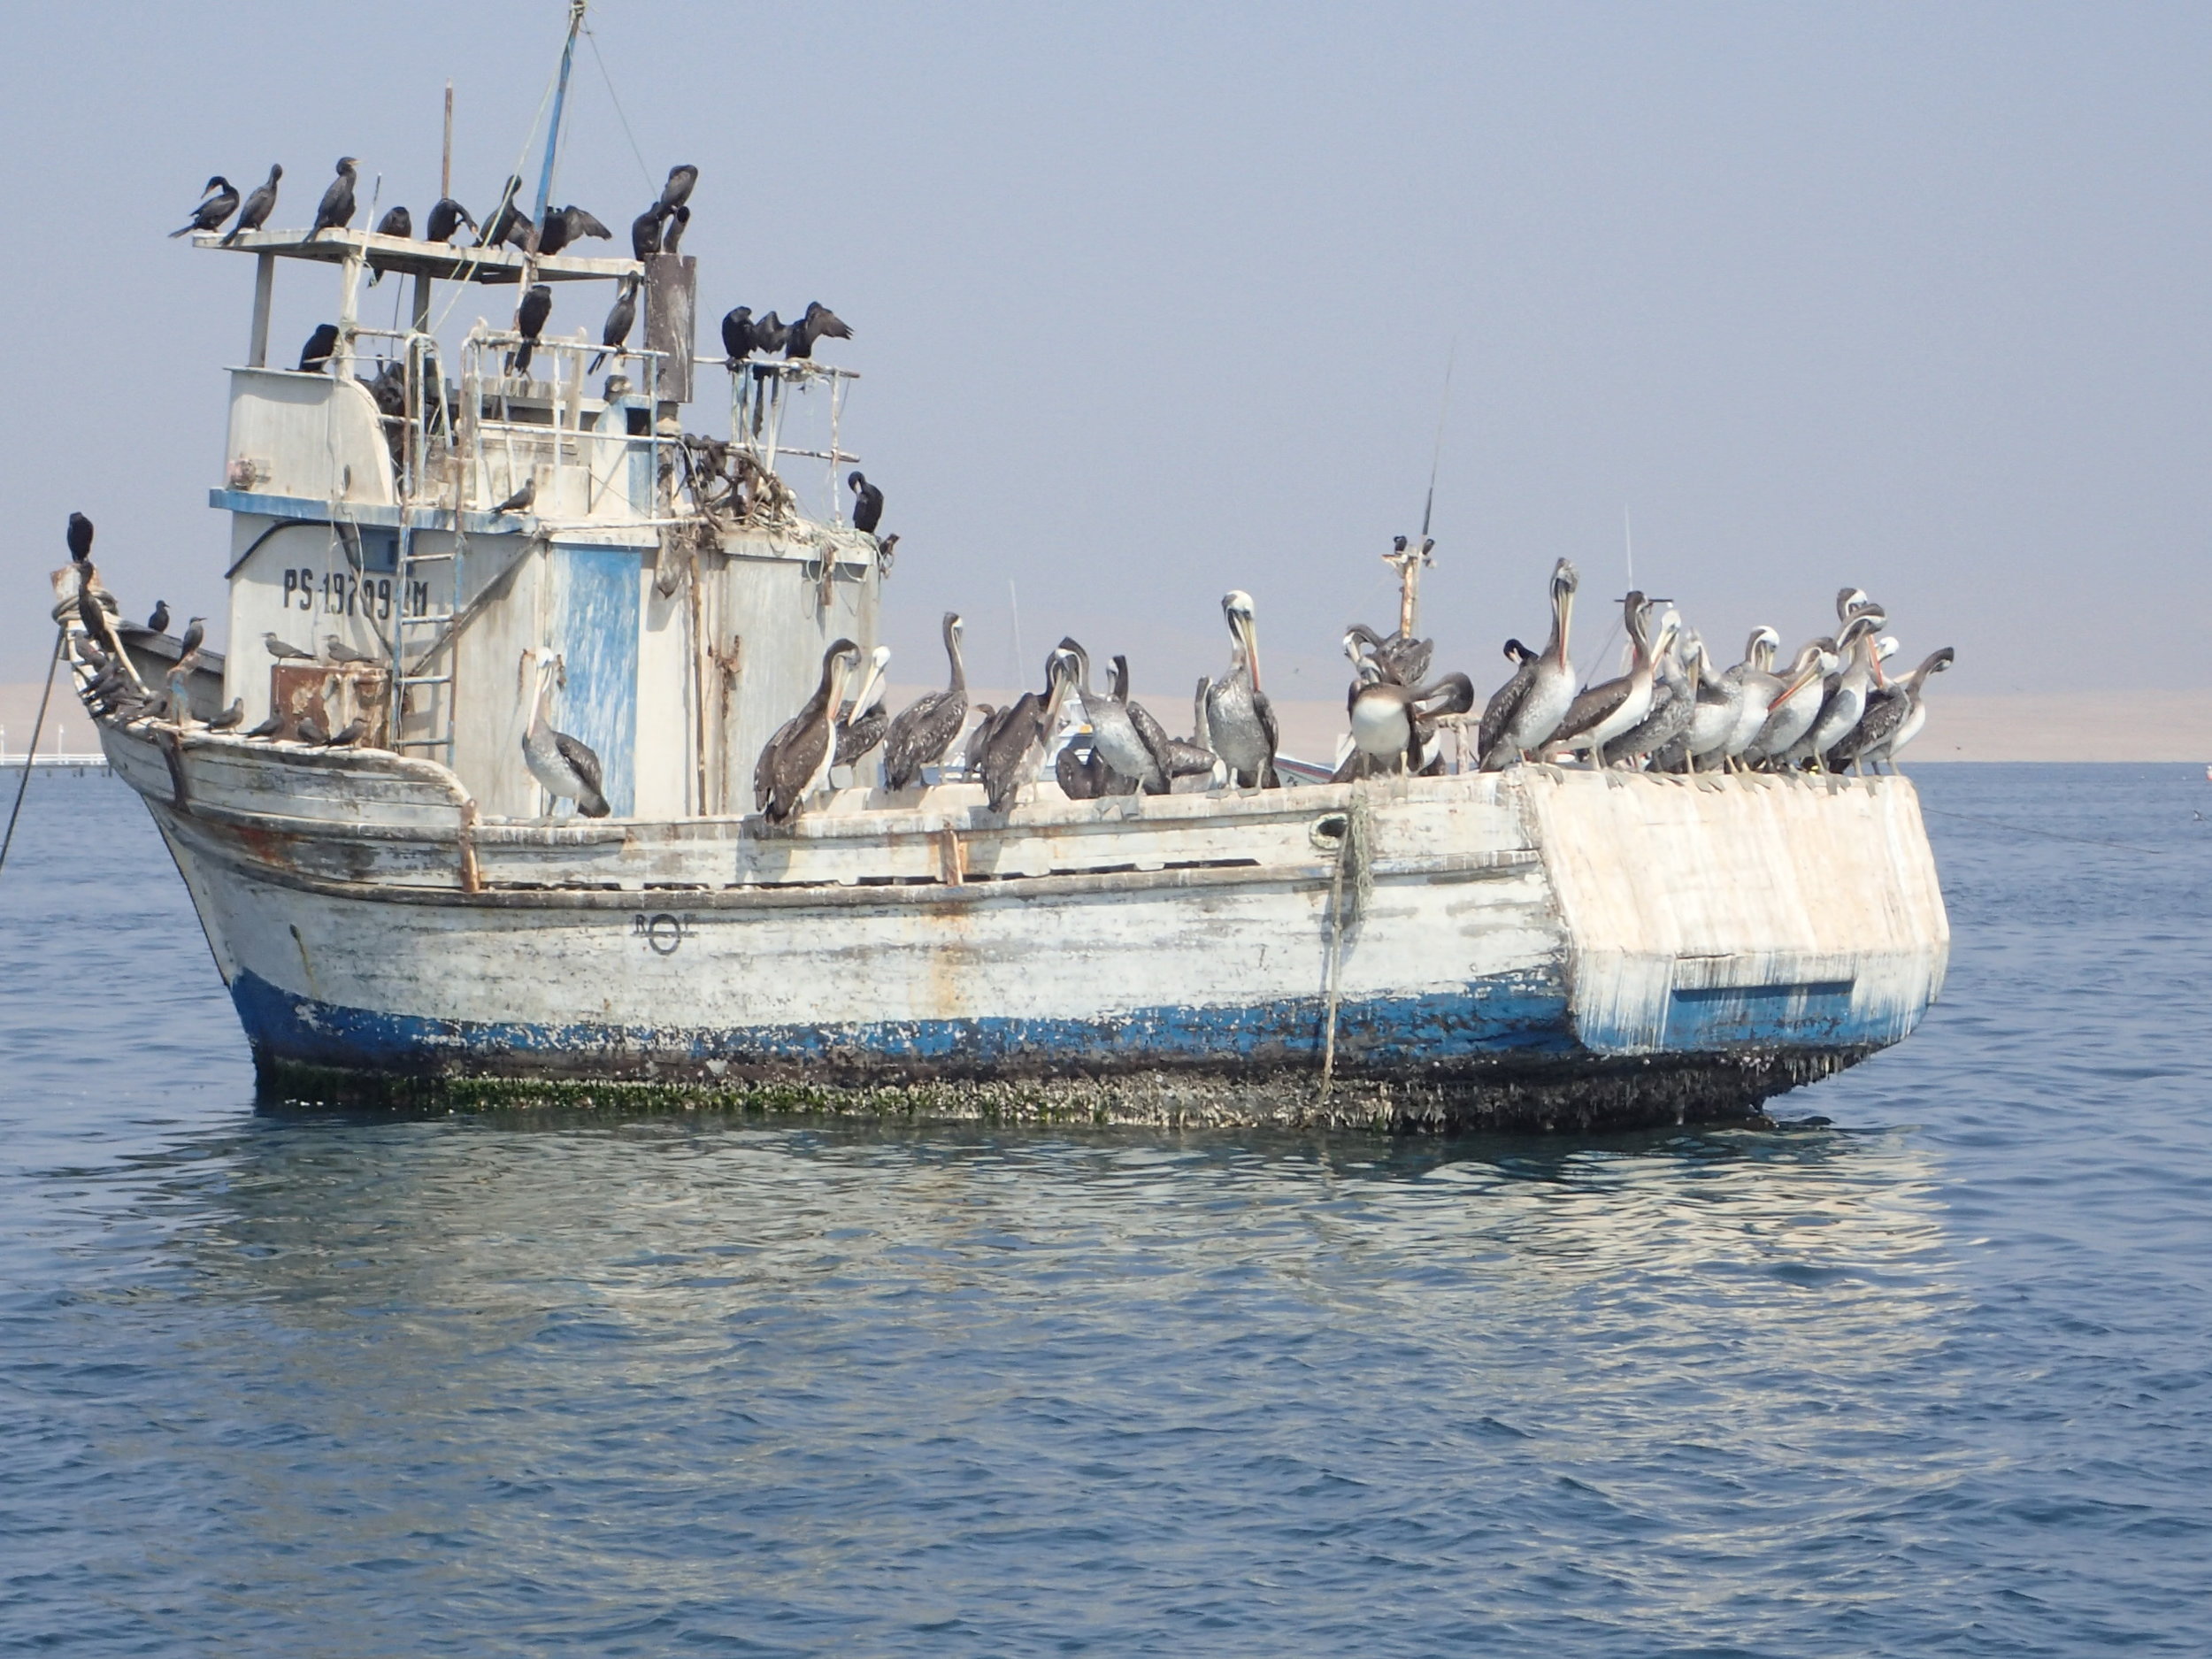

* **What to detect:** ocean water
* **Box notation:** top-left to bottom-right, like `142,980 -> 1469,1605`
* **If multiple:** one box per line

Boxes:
1,764 -> 2207,1656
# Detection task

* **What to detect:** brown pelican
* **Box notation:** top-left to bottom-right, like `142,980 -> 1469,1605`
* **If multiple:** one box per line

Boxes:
1678,634 -> 1745,772
759,639 -> 860,822
1344,622 -> 1434,688
1348,672 -> 1477,773
1116,656 -> 1213,789
1797,611 -> 1886,769
1717,626 -> 1783,769
1056,737 -> 1107,800
1610,626 -> 1694,767
882,612 -> 968,789
1748,634 -> 1846,767
521,648 -> 611,819
1554,592 -> 1664,770
959,704 -> 996,777
833,645 -> 893,769
1480,559 -> 1578,769
1832,648 -> 1953,772
1204,591 -> 1279,788
1059,638 -> 1164,794
979,650 -> 1075,814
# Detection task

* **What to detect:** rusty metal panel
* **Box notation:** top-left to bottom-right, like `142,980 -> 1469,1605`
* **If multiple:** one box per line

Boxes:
643,253 -> 695,405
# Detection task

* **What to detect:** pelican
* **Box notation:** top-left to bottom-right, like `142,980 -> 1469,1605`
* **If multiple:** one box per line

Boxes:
1204,591 -> 1279,788
759,639 -> 860,822
1343,621 -> 1434,688
1056,736 -> 1107,800
1748,635 -> 1842,768
959,705 -> 996,777
882,612 -> 968,789
1059,637 -> 1164,794
1796,611 -> 1886,769
1554,592 -> 1663,771
1348,672 -> 1477,774
979,650 -> 1075,815
1114,656 -> 1210,791
1678,634 -> 1745,772
521,648 -> 611,819
1718,626 -> 1783,769
833,644 -> 893,768
1832,648 -> 1953,772
1480,559 -> 1578,769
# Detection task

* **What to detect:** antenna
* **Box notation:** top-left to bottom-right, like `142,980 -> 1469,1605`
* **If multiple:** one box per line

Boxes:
442,81 -> 454,200
1623,504 -> 1634,590
532,2 -> 588,226
1419,340 -> 1457,541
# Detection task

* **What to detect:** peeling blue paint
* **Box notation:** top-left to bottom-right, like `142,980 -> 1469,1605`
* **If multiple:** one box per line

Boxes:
230,968 -> 1582,1079
549,544 -> 639,814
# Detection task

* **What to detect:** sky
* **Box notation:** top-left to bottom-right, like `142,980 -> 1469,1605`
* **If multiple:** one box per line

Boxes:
2,2 -> 2208,705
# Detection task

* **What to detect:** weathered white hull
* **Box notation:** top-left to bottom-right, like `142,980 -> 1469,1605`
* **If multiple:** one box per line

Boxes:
105,721 -> 1948,1130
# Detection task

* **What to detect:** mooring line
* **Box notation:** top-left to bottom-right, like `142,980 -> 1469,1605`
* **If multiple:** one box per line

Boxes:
1919,804 -> 2172,856
0,627 -> 65,879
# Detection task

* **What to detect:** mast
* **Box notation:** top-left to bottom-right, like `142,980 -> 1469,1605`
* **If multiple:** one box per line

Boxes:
532,1 -> 588,226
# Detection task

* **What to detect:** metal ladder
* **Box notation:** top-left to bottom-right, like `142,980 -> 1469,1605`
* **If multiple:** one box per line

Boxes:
391,520 -> 463,762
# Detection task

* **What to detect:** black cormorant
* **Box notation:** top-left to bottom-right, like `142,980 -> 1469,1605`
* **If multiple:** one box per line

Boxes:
848,471 -> 884,534
309,157 -> 357,239
170,176 -> 238,238
220,165 -> 280,245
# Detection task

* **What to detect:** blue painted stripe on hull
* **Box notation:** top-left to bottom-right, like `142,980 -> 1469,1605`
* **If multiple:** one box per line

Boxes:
230,968 -> 1580,1079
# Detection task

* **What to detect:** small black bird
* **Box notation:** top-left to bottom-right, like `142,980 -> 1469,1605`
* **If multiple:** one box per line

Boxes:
719,306 -> 757,368
367,204 -> 411,284
536,207 -> 573,257
492,476 -> 535,517
208,698 -> 245,730
310,157 -> 358,239
177,617 -> 206,660
656,165 -> 698,217
67,512 -> 95,563
481,176 -> 530,249
630,206 -> 663,260
170,176 -> 239,238
511,284 -> 552,374
786,302 -> 852,359
849,471 -> 884,534
298,323 -> 340,373
752,311 -> 788,356
221,164 -> 281,245
590,274 -> 641,371
661,204 -> 688,255
147,600 -> 170,633
425,196 -> 476,244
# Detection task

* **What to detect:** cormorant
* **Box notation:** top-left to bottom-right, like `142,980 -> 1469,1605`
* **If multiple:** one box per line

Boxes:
719,306 -> 757,368
521,648 -> 611,818
297,323 -> 339,373
882,613 -> 969,789
480,177 -> 529,249
309,157 -> 357,239
511,283 -> 552,374
170,176 -> 238,238
146,600 -> 169,633
848,471 -> 884,534
661,204 -> 688,255
630,206 -> 662,260
367,204 -> 411,284
786,302 -> 852,359
425,196 -> 476,244
751,311 -> 788,356
67,511 -> 94,563
220,165 -> 280,245
588,273 -> 641,371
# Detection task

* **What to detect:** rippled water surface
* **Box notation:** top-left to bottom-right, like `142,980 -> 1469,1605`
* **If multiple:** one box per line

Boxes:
3,765 -> 2208,1655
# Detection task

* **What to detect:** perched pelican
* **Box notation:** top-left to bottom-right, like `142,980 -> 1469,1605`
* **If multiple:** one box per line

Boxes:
1114,657 -> 1216,787
959,704 -> 997,777
1348,672 -> 1476,774
833,644 -> 893,767
1056,737 -> 1107,800
979,650 -> 1076,815
1797,611 -> 1886,768
1059,637 -> 1164,795
1554,592 -> 1663,770
520,648 -> 611,819
759,639 -> 860,822
1480,559 -> 1578,769
1719,626 -> 1784,769
882,612 -> 968,789
1611,632 -> 1694,768
1205,591 -> 1279,788
1678,634 -> 1745,772
1344,621 -> 1434,688
1749,634 -> 1845,767
1832,648 -> 1953,772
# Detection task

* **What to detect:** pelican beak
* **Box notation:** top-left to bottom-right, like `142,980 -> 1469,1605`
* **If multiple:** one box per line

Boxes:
1239,610 -> 1263,694
1770,657 -> 1820,711
1555,580 -> 1574,664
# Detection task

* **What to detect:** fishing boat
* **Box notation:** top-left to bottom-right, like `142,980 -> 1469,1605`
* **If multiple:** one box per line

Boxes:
63,15 -> 1948,1130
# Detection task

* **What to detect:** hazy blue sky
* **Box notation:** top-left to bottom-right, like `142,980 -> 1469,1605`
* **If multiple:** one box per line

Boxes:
4,3 -> 2207,704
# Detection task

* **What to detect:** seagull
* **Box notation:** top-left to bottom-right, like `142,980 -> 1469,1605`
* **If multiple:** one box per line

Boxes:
326,634 -> 381,665
208,699 -> 245,730
264,632 -> 316,660
293,713 -> 330,745
491,477 -> 535,517
323,717 -> 368,747
243,710 -> 287,739
176,617 -> 206,660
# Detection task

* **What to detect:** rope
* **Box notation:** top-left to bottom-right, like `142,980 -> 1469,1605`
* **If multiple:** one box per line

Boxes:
0,627 -> 65,878
585,24 -> 657,190
1918,804 -> 2172,856
1317,791 -> 1373,1100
